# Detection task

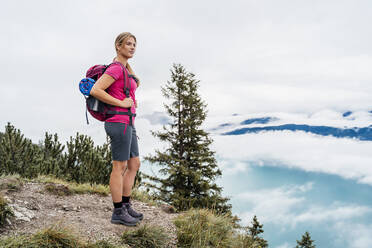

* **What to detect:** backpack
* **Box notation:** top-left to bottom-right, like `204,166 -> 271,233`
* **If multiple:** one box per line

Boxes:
79,62 -> 136,125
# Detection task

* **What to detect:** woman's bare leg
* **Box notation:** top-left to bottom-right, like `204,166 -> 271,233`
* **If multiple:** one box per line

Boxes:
110,160 -> 127,203
122,156 -> 140,197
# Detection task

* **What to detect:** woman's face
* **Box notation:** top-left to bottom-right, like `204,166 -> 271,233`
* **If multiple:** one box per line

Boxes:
117,37 -> 136,58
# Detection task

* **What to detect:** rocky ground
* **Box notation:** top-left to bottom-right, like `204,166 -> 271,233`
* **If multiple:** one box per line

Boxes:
0,178 -> 179,247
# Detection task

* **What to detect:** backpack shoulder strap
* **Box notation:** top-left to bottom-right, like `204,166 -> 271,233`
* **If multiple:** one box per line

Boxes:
110,61 -> 130,98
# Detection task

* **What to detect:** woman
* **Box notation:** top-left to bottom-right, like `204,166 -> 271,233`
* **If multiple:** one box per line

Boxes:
90,32 -> 143,226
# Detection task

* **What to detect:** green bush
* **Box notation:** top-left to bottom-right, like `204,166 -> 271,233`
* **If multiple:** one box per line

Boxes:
121,224 -> 169,248
60,133 -> 112,185
38,132 -> 65,177
0,123 -> 113,186
0,123 -> 42,178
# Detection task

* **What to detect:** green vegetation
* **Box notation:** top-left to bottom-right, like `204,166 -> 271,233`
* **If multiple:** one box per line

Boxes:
0,223 -> 128,248
0,123 -> 114,186
241,215 -> 268,248
296,231 -> 316,248
174,209 -> 271,248
44,183 -> 73,196
0,123 -> 42,179
34,175 -> 110,196
144,64 -> 231,215
174,208 -> 237,247
63,133 -> 112,184
130,188 -> 158,206
121,224 -> 168,248
0,194 -> 14,227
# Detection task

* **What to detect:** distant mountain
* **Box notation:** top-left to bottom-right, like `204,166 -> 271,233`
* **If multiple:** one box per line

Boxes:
223,124 -> 372,140
214,112 -> 372,141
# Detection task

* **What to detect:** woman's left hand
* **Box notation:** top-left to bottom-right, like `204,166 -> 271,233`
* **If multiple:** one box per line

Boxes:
135,100 -> 138,108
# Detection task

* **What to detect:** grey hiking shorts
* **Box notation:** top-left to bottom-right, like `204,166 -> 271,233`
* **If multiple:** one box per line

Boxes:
104,122 -> 139,161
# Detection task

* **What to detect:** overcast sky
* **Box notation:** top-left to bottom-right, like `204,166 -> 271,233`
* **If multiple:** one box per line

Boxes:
1,1 -> 372,247
1,0 -> 372,143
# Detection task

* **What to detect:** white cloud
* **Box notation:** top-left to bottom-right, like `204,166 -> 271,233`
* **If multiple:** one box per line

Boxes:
237,183 -> 372,229
237,183 -> 312,226
218,160 -> 250,175
2,0 -> 372,140
333,222 -> 372,248
212,129 -> 372,186
293,205 -> 371,224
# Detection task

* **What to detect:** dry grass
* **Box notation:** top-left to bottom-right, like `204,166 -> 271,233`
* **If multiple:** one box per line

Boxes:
33,175 -> 110,196
0,174 -> 24,192
130,188 -> 159,206
174,208 -> 249,248
121,224 -> 169,248
0,222 -> 128,248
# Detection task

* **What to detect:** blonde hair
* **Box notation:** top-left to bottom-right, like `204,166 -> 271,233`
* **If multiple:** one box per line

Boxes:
115,32 -> 140,87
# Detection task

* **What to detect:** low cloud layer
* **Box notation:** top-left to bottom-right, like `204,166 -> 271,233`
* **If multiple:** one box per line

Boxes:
237,183 -> 371,226
211,116 -> 372,185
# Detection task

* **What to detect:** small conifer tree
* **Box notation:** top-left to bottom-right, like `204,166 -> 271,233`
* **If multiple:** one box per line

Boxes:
144,64 -> 231,214
0,122 -> 41,178
38,132 -> 65,176
62,133 -> 112,184
243,215 -> 268,248
296,231 -> 316,248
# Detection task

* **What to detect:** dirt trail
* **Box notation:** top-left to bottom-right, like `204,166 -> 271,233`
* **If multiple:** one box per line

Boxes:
0,180 -> 179,247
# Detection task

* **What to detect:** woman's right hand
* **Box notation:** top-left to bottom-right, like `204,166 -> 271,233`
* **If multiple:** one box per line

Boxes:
120,97 -> 134,108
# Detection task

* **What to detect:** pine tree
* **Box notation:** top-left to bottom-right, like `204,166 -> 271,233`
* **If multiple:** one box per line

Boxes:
0,122 -> 42,178
144,64 -> 231,214
38,132 -> 65,176
62,133 -> 112,184
296,231 -> 316,248
243,215 -> 268,248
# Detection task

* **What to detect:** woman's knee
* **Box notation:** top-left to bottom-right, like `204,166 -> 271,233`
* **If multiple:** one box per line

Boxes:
111,161 -> 127,174
128,158 -> 140,171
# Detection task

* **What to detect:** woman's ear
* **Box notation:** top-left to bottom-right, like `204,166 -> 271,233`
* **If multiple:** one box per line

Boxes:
116,43 -> 121,52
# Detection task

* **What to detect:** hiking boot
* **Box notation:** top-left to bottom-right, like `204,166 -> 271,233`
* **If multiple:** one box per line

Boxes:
123,202 -> 144,220
111,207 -> 139,226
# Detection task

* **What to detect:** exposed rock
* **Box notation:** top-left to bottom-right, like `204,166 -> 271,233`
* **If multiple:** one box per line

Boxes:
8,204 -> 35,222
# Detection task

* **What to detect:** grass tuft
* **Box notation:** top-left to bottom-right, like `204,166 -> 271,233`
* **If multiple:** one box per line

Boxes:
44,183 -> 73,196
174,208 -> 238,248
0,223 -> 127,248
34,175 -> 110,196
130,188 -> 159,206
0,194 -> 14,227
0,223 -> 83,247
121,224 -> 169,248
31,223 -> 84,247
0,174 -> 24,192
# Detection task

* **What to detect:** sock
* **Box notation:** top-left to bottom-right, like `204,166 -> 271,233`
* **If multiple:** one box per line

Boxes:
113,201 -> 122,209
122,196 -> 130,204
